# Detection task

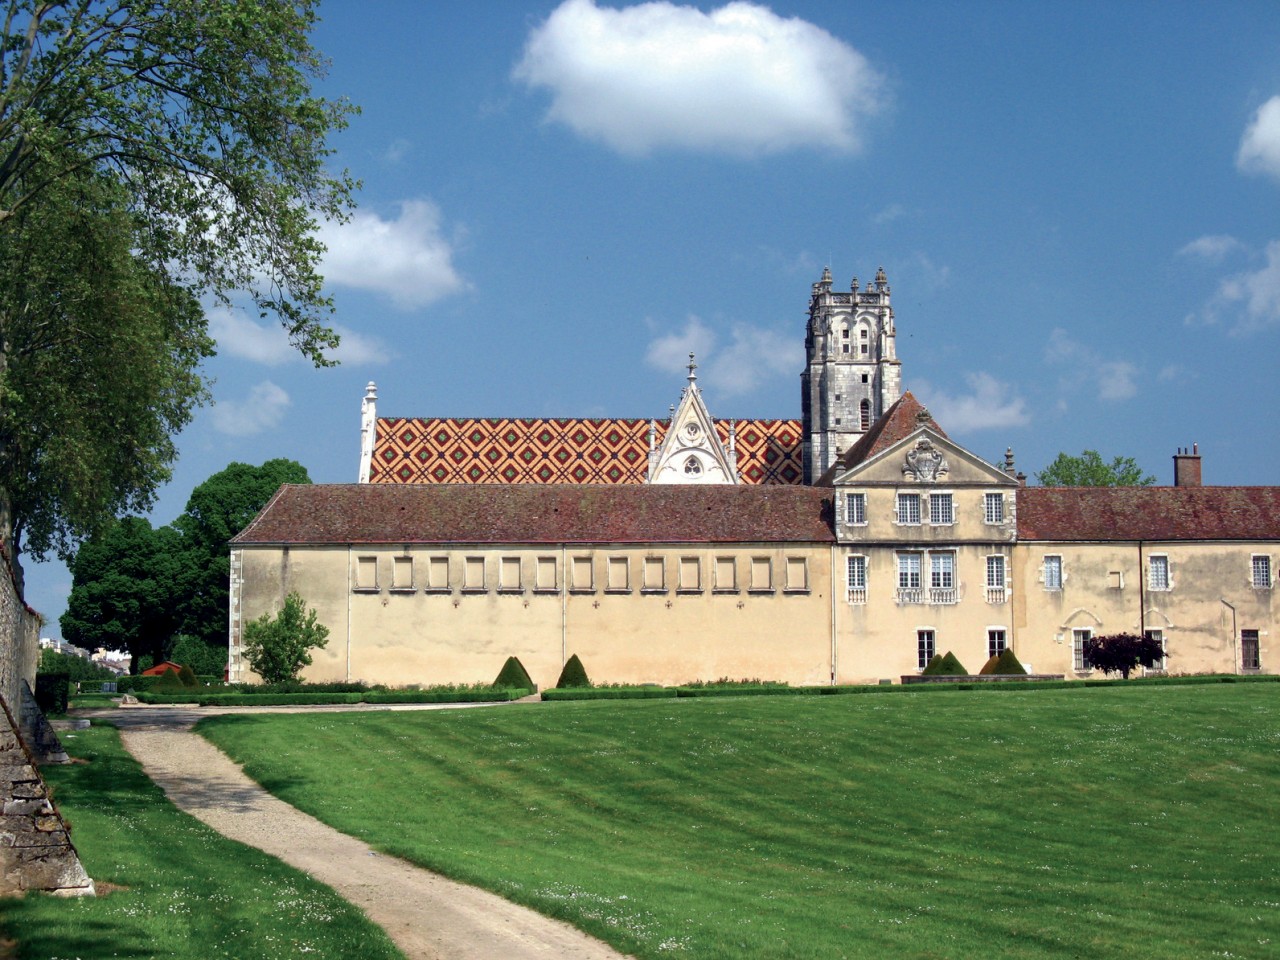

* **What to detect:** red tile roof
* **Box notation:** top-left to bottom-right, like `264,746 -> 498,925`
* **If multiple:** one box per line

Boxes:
1017,486 -> 1280,541
370,417 -> 804,485
819,392 -> 947,482
234,484 -> 836,546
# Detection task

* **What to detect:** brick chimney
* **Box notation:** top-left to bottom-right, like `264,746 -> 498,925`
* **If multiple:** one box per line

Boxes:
1173,443 -> 1202,487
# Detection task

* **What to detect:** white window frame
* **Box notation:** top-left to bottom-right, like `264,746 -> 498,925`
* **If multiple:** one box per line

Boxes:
463,556 -> 486,593
1148,554 -> 1170,592
987,628 -> 1007,661
534,556 -> 558,592
606,556 -> 630,593
570,556 -> 594,593
896,552 -> 923,603
984,492 -> 1005,524
1252,555 -> 1272,589
713,556 -> 737,593
1043,555 -> 1063,592
426,556 -> 450,592
985,554 -> 1007,603
355,555 -> 379,592
1072,628 -> 1093,673
928,492 -> 954,526
929,552 -> 956,604
846,555 -> 867,604
917,629 -> 936,671
896,492 -> 922,526
845,492 -> 867,526
784,557 -> 808,593
642,556 -> 666,593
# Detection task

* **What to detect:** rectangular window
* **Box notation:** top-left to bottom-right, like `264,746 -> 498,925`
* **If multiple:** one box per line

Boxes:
847,555 -> 867,602
929,552 -> 956,603
987,629 -> 1007,660
1148,555 -> 1170,591
714,556 -> 737,592
917,630 -> 936,670
606,557 -> 629,592
1072,628 -> 1093,672
785,557 -> 808,592
643,557 -> 665,592
1144,629 -> 1166,674
1108,570 -> 1124,590
570,556 -> 593,592
897,552 -> 922,603
1043,555 -> 1063,591
929,493 -> 954,525
499,557 -> 522,592
1242,629 -> 1261,671
678,557 -> 701,592
427,556 -> 449,591
986,555 -> 1007,603
355,556 -> 379,591
984,492 -> 1005,524
750,557 -> 773,592
463,556 -> 486,592
1252,555 -> 1272,589
845,492 -> 867,525
535,556 -> 557,591
391,556 -> 414,591
896,493 -> 921,525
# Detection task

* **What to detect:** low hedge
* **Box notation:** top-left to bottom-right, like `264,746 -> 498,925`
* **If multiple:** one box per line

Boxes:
542,687 -> 678,701
137,687 -> 531,707
363,688 -> 529,704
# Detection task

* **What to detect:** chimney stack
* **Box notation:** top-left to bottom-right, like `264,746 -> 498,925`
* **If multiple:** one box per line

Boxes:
1173,443 -> 1202,487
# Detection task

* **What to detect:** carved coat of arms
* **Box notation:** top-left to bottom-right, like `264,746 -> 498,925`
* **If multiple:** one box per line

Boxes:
904,439 -> 948,482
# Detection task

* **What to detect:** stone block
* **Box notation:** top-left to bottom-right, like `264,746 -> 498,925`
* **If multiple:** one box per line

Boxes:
2,797 -> 52,817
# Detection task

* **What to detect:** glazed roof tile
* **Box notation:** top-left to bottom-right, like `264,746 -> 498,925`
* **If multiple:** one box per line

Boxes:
1017,486 -> 1280,541
234,483 -> 836,546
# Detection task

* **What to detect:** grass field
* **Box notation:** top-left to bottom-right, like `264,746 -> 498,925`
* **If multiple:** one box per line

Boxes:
1,725 -> 403,960
197,684 -> 1280,959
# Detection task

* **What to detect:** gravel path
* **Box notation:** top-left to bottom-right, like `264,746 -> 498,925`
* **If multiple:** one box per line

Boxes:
82,704 -> 627,960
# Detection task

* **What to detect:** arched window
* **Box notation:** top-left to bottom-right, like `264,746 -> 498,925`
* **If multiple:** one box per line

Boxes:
860,400 -> 871,430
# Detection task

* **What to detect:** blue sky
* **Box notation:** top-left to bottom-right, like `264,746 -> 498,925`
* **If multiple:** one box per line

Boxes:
31,0 -> 1280,639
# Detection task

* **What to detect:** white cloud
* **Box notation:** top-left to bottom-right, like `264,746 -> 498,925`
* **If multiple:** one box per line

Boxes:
1177,234 -> 1244,262
645,315 -> 799,396
1044,328 -> 1140,402
916,373 -> 1029,432
1237,95 -> 1280,180
211,381 -> 291,436
513,0 -> 885,157
645,315 -> 716,373
318,200 -> 466,309
1214,239 -> 1280,333
210,307 -> 389,367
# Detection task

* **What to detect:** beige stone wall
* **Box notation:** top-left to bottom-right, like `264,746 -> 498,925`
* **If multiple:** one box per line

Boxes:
234,538 -> 1277,689
1013,541 -> 1276,677
0,548 -> 39,715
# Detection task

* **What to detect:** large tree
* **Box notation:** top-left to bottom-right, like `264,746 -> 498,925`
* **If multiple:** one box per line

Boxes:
59,516 -> 184,670
175,458 -> 310,645
0,1 -> 355,583
1035,450 -> 1156,487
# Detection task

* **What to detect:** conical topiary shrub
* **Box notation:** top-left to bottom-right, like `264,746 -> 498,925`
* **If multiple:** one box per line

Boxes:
992,647 -> 1027,675
921,653 -> 946,675
978,655 -> 1001,675
939,652 -> 968,675
153,669 -> 185,693
494,656 -> 535,692
555,654 -> 591,688
177,664 -> 199,688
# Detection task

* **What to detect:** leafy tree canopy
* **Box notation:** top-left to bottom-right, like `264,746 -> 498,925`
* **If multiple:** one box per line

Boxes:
37,648 -> 115,683
1036,450 -> 1156,487
1083,633 -> 1167,680
241,591 -> 329,684
0,1 -> 355,579
59,516 -> 183,670
176,459 -> 310,644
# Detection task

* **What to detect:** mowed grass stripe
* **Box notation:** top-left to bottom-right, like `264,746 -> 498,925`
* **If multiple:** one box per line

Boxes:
199,685 -> 1280,960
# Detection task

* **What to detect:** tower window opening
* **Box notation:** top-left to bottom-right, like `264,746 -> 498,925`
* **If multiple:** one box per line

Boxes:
860,400 -> 871,430
862,374 -> 868,383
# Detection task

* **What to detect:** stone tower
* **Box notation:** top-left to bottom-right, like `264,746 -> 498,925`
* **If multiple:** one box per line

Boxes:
800,266 -> 902,482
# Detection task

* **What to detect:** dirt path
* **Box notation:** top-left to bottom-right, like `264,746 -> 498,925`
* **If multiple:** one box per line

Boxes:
87,705 -> 627,960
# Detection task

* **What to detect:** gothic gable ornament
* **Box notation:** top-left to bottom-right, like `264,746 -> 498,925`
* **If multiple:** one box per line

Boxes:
903,438 -> 948,482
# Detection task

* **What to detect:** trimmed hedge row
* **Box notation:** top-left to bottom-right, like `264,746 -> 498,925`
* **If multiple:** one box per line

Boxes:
137,688 -> 531,707
542,687 -> 678,701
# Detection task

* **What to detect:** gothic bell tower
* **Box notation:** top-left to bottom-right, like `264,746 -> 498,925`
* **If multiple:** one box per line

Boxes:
800,266 -> 902,482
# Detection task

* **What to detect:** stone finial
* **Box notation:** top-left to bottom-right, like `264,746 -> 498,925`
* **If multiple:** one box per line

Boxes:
687,352 -> 698,384
851,276 -> 859,292
1004,447 -> 1016,476
821,266 -> 832,284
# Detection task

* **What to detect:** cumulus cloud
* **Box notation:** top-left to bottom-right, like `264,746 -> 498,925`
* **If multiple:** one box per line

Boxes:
1178,234 -> 1244,262
513,0 -> 885,156
645,315 -> 800,395
1237,95 -> 1280,180
915,373 -> 1029,432
1044,328 -> 1139,402
210,307 -> 389,367
1208,240 -> 1280,333
318,200 -> 466,309
211,381 -> 291,436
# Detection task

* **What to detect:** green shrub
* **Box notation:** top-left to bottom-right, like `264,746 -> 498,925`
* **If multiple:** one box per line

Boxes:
556,654 -> 591,688
978,655 -> 1001,675
542,687 -> 677,701
34,673 -> 70,715
494,656 -> 536,692
922,651 -> 968,676
992,648 -> 1028,675
177,664 -> 199,687
153,669 -> 186,693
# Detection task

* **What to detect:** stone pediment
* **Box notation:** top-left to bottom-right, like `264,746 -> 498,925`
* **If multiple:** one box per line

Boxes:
831,426 -> 1017,487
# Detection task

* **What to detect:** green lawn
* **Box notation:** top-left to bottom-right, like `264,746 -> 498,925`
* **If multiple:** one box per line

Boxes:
197,684 -> 1280,959
1,724 -> 402,960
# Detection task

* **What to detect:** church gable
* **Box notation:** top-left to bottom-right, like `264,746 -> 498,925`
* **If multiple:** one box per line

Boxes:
649,356 -> 738,484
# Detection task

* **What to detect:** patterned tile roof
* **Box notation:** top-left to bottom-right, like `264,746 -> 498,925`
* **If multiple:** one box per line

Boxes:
1017,486 -> 1280,541
234,484 -> 836,545
369,417 -> 804,485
